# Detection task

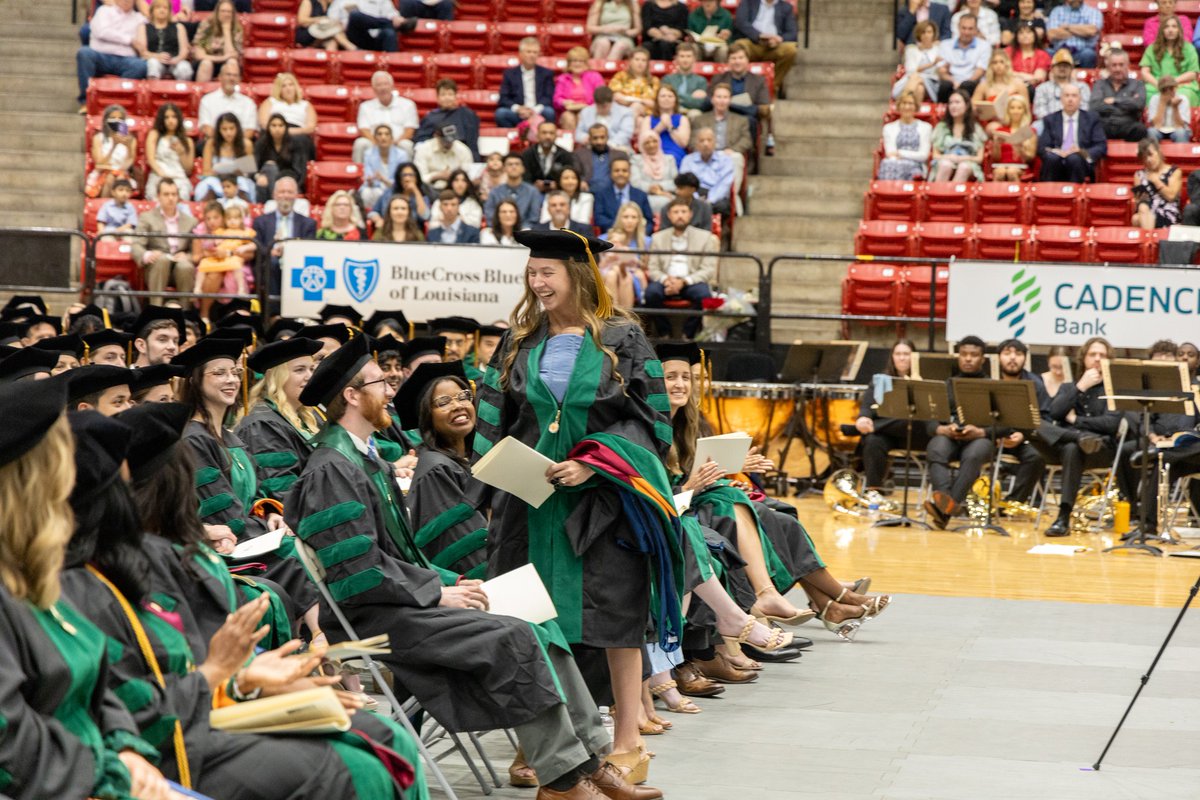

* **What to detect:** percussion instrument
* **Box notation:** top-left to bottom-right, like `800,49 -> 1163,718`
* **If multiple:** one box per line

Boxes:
701,381 -> 795,445
802,384 -> 866,452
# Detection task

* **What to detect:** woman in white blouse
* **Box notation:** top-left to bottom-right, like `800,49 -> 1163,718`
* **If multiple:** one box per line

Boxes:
538,166 -> 594,225
877,92 -> 932,181
256,73 -> 318,135
892,21 -> 942,103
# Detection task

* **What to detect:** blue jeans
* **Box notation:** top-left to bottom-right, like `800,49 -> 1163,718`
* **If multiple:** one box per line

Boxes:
76,47 -> 147,102
400,0 -> 453,19
1149,126 -> 1192,143
346,10 -> 398,52
495,107 -> 556,127
1058,44 -> 1097,68
642,280 -> 712,338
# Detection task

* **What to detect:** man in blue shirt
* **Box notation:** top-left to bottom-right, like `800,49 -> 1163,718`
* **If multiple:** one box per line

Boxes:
482,154 -> 542,226
936,13 -> 991,102
1047,0 -> 1103,68
679,128 -> 734,215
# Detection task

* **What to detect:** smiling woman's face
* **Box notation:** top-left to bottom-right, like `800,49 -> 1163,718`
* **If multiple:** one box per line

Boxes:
526,257 -> 574,315
429,378 -> 476,441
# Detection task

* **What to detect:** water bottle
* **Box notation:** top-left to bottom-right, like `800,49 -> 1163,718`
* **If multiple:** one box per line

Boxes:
598,706 -> 615,743
867,501 -> 880,520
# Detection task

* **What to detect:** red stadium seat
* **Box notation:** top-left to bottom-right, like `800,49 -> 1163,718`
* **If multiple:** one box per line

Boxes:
864,180 -> 921,221
973,223 -> 1029,261
1092,226 -> 1157,263
455,0 -> 497,19
915,222 -> 973,259
1029,225 -> 1090,262
541,23 -> 589,55
399,87 -> 440,114
337,50 -> 388,84
87,77 -> 144,116
143,80 -> 199,117
1160,142 -> 1200,173
92,240 -> 140,288
314,122 -> 360,160
244,81 -> 275,107
403,20 -> 445,51
245,13 -> 294,47
306,85 -> 355,122
841,263 -> 904,328
899,265 -> 950,322
308,161 -> 364,204
537,55 -> 568,73
748,61 -> 775,97
290,49 -> 336,84
1116,1 -> 1154,33
253,0 -> 296,11
854,220 -> 916,257
1102,33 -> 1146,63
550,0 -> 594,24
502,0 -> 549,21
83,198 -> 106,236
479,55 -> 521,91
1028,182 -> 1084,225
494,21 -> 542,54
242,46 -> 288,83
445,20 -> 496,53
920,182 -> 976,222
430,54 -> 480,89
1099,140 -> 1141,184
386,53 -> 431,86
589,59 -> 625,79
975,182 -> 1027,223
1083,183 -> 1136,226
459,89 -> 502,115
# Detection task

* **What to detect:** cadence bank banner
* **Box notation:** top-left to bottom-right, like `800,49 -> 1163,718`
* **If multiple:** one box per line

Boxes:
281,240 -> 528,323
946,261 -> 1200,348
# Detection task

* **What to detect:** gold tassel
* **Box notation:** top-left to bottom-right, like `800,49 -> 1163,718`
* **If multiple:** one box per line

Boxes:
560,229 -> 613,320
101,307 -> 112,329
407,320 -> 414,341
240,351 -> 249,412
699,348 -> 713,404
82,341 -> 91,364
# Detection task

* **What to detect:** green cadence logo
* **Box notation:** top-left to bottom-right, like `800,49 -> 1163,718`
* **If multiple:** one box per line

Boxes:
995,268 -> 1041,338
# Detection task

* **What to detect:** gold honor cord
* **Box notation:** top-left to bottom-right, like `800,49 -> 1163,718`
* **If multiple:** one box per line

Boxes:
561,229 -> 614,320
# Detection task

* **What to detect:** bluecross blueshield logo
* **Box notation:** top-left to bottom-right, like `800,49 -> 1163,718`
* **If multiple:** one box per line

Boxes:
343,258 -> 380,303
995,268 -> 1041,338
291,256 -> 336,301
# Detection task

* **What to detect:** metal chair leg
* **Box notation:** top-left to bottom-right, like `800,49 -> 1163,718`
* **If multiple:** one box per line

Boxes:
468,731 -> 503,788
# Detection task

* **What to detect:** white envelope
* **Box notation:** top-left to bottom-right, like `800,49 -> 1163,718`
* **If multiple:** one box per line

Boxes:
230,528 -> 285,560
481,563 -> 558,624
471,436 -> 557,508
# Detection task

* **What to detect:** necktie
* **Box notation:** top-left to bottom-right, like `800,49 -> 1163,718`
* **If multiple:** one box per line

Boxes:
367,436 -> 378,462
1064,116 -> 1076,151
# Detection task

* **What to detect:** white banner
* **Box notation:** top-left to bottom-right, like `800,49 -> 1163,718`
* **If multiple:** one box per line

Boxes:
281,240 -> 528,323
946,261 -> 1200,348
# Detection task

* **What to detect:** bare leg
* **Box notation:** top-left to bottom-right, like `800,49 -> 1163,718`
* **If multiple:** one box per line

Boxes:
953,162 -> 974,181
197,272 -> 223,321
591,38 -> 613,59
731,504 -> 800,618
196,58 -> 214,83
607,647 -> 643,755
935,160 -> 955,181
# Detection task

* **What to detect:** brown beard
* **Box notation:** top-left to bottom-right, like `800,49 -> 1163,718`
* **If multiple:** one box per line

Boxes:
359,389 -> 394,430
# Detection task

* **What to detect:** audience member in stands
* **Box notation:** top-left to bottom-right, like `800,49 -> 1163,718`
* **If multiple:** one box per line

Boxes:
644,198 -> 719,338
1000,0 -> 1047,49
476,150 -> 505,200
373,195 -> 425,242
1046,0 -> 1103,68
360,123 -> 409,211
732,0 -> 799,100
680,128 -> 734,215
1037,82 -> 1107,181
574,86 -> 636,150
595,155 -> 655,231
254,113 -> 312,203
937,13 -> 991,102
86,104 -> 138,199
427,190 -> 482,244
75,0 -> 146,112
533,189 -> 591,234
191,0 -> 243,83
497,36 -> 556,128
1007,20 -> 1050,88
97,178 -> 138,233
1142,16 -> 1200,110
195,112 -> 255,201
482,154 -> 543,225
430,168 -> 484,229
610,47 -> 661,118
399,0 -> 452,21
604,199 -> 653,250
413,124 -> 475,191
198,61 -> 258,139
521,120 -> 580,192
316,190 -> 368,240
1132,137 -> 1183,229
145,102 -> 194,201
1147,0 -> 1194,44
1089,48 -> 1148,142
196,203 -> 254,318
895,21 -> 945,102
1147,74 -> 1193,141
712,43 -> 775,151
689,0 -> 735,62
132,178 -> 197,302
951,0 -> 1001,47
354,71 -> 419,162
553,166 -> 594,225
587,0 -> 640,59
252,176 -> 317,297
191,200 -> 227,277
660,171 -> 714,231
597,229 -> 642,307
257,72 -> 318,136
555,46 -> 607,133
328,0 -> 418,52
897,0 -> 952,48
694,83 -> 752,196
664,43 -> 710,116
370,161 -> 433,224
930,89 -> 987,181
217,174 -> 250,213
879,92 -> 933,180
640,84 -> 691,167
576,119 -> 630,197
642,0 -> 690,61
414,79 -> 482,159
135,0 -> 191,80
1033,48 -> 1090,118
972,49 -> 1029,110
480,199 -> 523,246
988,94 -> 1036,180
632,130 -> 680,215
295,0 -> 357,50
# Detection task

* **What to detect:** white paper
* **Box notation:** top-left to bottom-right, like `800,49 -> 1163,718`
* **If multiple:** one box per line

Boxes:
230,529 -> 285,560
472,436 -> 556,508
692,433 -> 753,474
396,476 -> 412,493
673,490 -> 694,514
1027,543 -> 1088,556
481,563 -> 558,624
1168,550 -> 1200,558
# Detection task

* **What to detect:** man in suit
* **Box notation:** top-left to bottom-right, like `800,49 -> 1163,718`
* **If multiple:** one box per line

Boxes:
527,190 -> 591,235
427,190 -> 482,244
732,0 -> 798,99
130,179 -> 197,304
1037,82 -> 1107,182
896,0 -> 952,47
593,156 -> 655,233
643,198 -> 719,338
710,43 -> 775,152
252,176 -> 317,303
520,120 -> 579,193
496,36 -> 556,128
575,120 -> 629,199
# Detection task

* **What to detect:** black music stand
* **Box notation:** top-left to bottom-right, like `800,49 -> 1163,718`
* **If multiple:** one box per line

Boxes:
872,377 -> 949,529
948,378 -> 1042,537
1101,359 -> 1197,557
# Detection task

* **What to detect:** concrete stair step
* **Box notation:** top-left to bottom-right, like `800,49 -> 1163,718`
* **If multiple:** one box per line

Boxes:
759,155 -> 875,179
805,14 -> 894,34
770,135 -> 880,159
791,82 -> 891,102
771,319 -> 845,342
749,194 -> 862,217
0,188 -> 82,213
0,149 -> 81,171
773,101 -> 883,124
1,93 -> 80,113
1,38 -> 80,60
735,216 -> 859,245
1,75 -> 80,96
794,48 -> 901,67
4,0 -> 77,24
749,175 -> 864,198
1,21 -> 81,41
0,172 -> 82,195
1,130 -> 86,153
0,57 -> 79,77
1,210 -> 82,230
790,64 -> 901,85
807,30 -> 896,50
0,112 -> 84,135
735,238 -> 857,260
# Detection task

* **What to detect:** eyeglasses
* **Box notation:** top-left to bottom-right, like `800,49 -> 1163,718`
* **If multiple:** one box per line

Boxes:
205,368 -> 244,380
432,390 -> 473,409
355,377 -> 389,390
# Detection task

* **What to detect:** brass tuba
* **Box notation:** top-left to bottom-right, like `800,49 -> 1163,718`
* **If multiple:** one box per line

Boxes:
1069,478 -> 1121,531
965,476 -> 1039,523
824,469 -> 899,518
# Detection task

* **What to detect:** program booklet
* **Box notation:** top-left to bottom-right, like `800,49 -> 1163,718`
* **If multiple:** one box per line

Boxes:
471,436 -> 556,508
480,563 -> 558,624
692,432 -> 753,474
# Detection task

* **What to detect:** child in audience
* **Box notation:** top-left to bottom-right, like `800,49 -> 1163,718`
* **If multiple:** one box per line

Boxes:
96,179 -> 138,234
597,228 -> 640,309
218,175 -> 251,213
476,151 -> 506,201
196,203 -> 256,321
361,123 -> 408,212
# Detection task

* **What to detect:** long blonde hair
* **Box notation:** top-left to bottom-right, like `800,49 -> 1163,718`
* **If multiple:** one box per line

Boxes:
0,415 -> 75,609
271,72 -> 304,103
249,361 -> 320,435
606,201 -> 647,249
1003,94 -> 1032,128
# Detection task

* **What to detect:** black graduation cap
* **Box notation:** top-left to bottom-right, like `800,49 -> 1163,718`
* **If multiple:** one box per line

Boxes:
67,304 -> 110,333
372,334 -> 406,360
130,363 -> 186,395
0,347 -> 58,383
394,360 -> 467,430
514,229 -> 613,261
116,401 -> 192,481
295,323 -> 351,345
67,410 -> 130,502
83,329 -> 135,359
216,312 -> 264,340
211,324 -> 257,350
266,317 -> 305,342
320,304 -> 364,328
0,372 -> 68,467
19,315 -> 62,338
655,342 -> 702,366
478,324 -> 507,338
0,345 -> 19,361
67,365 -> 134,403
32,334 -> 85,360
300,334 -> 372,408
172,337 -> 245,372
429,316 -> 479,336
365,309 -> 411,339
401,336 -> 446,368
211,298 -> 254,323
0,295 -> 48,321
130,305 -> 186,342
0,322 -> 21,345
247,337 -> 323,374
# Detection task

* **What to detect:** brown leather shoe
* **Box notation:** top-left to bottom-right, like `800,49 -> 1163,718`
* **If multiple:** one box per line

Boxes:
589,762 -> 663,800
693,649 -> 758,684
923,490 -> 957,530
536,778 -> 607,799
674,661 -> 725,697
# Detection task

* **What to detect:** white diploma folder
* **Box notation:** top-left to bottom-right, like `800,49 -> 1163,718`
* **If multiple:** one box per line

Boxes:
471,436 -> 557,508
481,563 -> 558,624
691,432 -> 753,474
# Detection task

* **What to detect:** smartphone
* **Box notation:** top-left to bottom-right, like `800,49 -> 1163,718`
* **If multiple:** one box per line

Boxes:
106,119 -> 129,136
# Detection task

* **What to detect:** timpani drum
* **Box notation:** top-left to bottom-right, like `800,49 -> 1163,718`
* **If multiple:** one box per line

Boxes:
802,383 -> 867,452
701,381 -> 795,445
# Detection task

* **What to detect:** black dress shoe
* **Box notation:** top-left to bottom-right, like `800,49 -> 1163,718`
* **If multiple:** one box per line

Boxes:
1045,517 -> 1069,537
742,643 -> 803,662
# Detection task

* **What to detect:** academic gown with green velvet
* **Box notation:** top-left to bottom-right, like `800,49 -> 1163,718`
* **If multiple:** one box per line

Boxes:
408,446 -> 490,579
235,401 -> 316,502
0,582 -> 158,800
285,422 -> 570,733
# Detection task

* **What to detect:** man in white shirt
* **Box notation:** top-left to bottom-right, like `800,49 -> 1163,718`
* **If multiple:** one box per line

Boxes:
936,13 -> 991,102
413,125 -> 474,190
198,61 -> 258,139
950,0 -> 1001,47
75,0 -> 147,109
644,198 -> 719,338
328,0 -> 416,52
574,86 -> 635,149
353,71 -> 419,162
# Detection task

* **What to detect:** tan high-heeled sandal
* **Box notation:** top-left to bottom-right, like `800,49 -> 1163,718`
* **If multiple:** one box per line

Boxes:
750,586 -> 817,626
508,748 -> 539,788
605,749 -> 650,784
649,679 -> 702,714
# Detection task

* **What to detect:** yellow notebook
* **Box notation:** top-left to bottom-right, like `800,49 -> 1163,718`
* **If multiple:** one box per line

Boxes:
210,686 -> 350,735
